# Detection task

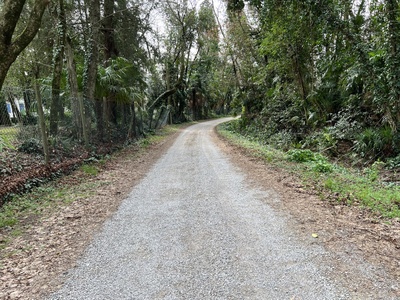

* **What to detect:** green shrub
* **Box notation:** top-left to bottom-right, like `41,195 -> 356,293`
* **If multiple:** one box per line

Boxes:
268,130 -> 296,151
21,115 -> 37,125
302,130 -> 337,153
386,155 -> 400,169
353,127 -> 394,159
18,138 -> 42,154
327,109 -> 362,141
16,125 -> 40,143
287,149 -> 319,162
364,161 -> 385,182
312,161 -> 334,173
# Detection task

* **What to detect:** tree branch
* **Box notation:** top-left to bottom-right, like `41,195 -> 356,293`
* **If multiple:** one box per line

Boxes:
148,88 -> 177,110
11,0 -> 50,57
0,0 -> 26,46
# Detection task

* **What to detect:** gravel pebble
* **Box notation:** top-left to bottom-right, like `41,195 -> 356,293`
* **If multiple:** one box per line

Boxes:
49,119 -> 351,300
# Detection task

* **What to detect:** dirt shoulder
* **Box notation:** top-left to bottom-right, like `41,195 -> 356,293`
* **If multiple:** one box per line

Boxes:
0,128 -> 183,300
213,127 -> 400,298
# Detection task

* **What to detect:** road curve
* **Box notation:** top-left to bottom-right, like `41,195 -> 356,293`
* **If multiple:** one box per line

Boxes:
49,119 -> 349,300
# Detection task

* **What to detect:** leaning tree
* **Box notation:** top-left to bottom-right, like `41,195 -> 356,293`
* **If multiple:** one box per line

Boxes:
0,0 -> 50,91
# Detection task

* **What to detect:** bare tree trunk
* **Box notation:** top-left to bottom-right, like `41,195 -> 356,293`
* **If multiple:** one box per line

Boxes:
66,36 -> 89,148
128,101 -> 137,139
23,90 -> 33,119
139,106 -> 144,136
50,0 -> 66,135
386,0 -> 400,132
34,70 -> 50,165
83,0 -> 101,140
211,0 -> 242,87
103,0 -> 119,129
65,37 -> 82,138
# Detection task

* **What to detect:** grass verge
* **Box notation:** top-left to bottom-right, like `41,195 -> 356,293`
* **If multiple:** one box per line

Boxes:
0,126 -> 19,151
217,121 -> 400,220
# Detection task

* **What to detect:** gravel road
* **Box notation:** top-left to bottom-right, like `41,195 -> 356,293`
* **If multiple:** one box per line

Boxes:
49,119 -> 351,299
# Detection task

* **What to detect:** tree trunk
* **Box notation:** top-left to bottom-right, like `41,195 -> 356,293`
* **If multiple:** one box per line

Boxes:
66,36 -> 89,147
34,70 -> 50,165
128,101 -> 137,140
8,91 -> 21,123
103,0 -> 119,128
0,0 -> 50,92
0,100 -> 12,126
65,37 -> 82,138
386,0 -> 400,132
23,90 -> 32,119
138,106 -> 144,136
83,0 -> 101,140
49,0 -> 66,136
192,89 -> 198,120
94,100 -> 104,141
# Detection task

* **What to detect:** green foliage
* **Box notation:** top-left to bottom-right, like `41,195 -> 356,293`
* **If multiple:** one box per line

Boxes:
268,131 -> 296,151
0,180 -> 101,231
386,155 -> 400,170
286,149 -> 322,163
0,214 -> 17,228
80,164 -> 99,176
21,114 -> 38,125
353,127 -> 395,159
363,161 -> 385,182
18,138 -> 42,154
137,138 -> 150,148
220,0 -> 400,164
0,126 -> 18,150
218,122 -> 284,163
227,0 -> 245,12
96,57 -> 146,104
312,161 -> 334,173
220,121 -> 400,218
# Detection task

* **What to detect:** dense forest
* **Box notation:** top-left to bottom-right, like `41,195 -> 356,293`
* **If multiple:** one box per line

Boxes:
0,0 -> 400,165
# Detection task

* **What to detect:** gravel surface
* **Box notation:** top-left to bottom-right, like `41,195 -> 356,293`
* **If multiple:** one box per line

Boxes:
49,119 -> 351,299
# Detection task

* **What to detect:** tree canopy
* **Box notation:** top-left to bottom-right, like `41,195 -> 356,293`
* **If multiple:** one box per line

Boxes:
1,0 -> 399,162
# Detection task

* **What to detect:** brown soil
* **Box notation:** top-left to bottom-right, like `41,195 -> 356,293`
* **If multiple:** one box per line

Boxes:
0,122 -> 399,299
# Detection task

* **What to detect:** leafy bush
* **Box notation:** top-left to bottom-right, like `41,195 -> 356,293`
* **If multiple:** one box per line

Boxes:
302,130 -> 337,153
327,109 -> 362,141
386,155 -> 400,170
21,115 -> 37,125
268,130 -> 296,151
302,109 -> 363,155
287,149 -> 320,162
17,125 -> 40,142
363,161 -> 385,181
312,161 -> 334,173
353,127 -> 395,159
18,138 -> 42,154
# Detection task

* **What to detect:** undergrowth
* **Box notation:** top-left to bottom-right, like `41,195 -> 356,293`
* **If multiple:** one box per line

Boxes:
218,121 -> 400,219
